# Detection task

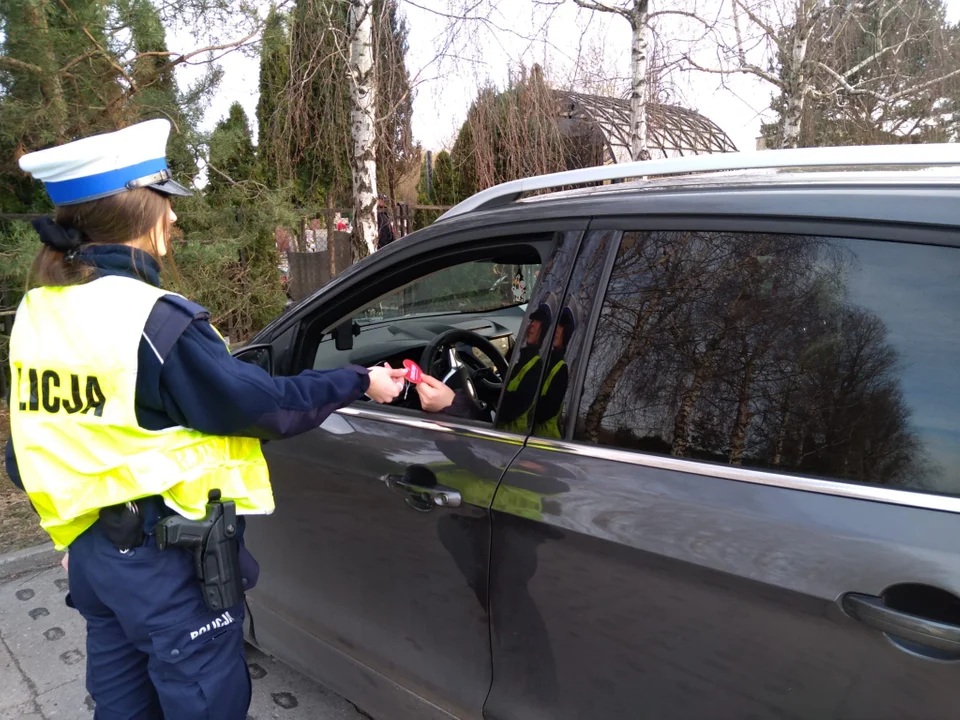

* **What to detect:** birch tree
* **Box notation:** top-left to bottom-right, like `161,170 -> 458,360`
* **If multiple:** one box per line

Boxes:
766,0 -> 960,146
565,0 -> 714,160
684,0 -> 960,148
271,0 -> 417,259
347,0 -> 379,256
572,0 -> 653,160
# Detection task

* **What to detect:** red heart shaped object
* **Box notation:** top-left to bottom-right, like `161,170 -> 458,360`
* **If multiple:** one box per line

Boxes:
403,359 -> 423,384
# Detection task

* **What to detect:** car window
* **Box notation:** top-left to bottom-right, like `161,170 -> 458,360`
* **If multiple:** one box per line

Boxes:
306,237 -> 574,426
528,230 -> 617,440
312,258 -> 541,373
493,231 -> 587,435
353,261 -> 540,326
574,229 -> 960,497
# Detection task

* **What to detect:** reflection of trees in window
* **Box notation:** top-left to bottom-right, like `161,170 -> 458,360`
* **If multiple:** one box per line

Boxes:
549,230 -> 617,437
358,262 -> 539,322
577,230 -> 933,489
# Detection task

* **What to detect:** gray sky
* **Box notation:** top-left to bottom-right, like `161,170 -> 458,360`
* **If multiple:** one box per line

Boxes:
173,0 -> 960,156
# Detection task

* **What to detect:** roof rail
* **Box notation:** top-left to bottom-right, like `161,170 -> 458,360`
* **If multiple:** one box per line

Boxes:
436,143 -> 960,222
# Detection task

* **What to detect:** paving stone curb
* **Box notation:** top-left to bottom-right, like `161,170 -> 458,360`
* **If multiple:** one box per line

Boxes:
0,542 -> 61,581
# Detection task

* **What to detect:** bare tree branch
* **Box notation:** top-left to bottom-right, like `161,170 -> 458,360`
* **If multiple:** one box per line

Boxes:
819,61 -> 960,104
154,29 -> 260,75
646,9 -> 718,27
682,51 -> 783,88
403,0 -> 570,48
731,0 -> 781,50
59,49 -> 99,74
573,0 -> 634,23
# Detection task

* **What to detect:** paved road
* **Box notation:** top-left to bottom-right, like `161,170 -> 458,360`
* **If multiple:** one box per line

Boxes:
0,565 -> 366,720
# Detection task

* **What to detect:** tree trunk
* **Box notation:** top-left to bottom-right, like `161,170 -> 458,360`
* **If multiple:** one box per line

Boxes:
388,161 -> 397,208
347,0 -> 378,259
629,1 -> 651,161
771,389 -> 792,467
780,17 -> 811,148
671,367 -> 707,457
25,0 -> 67,141
582,299 -> 661,443
728,355 -> 756,465
671,331 -> 727,457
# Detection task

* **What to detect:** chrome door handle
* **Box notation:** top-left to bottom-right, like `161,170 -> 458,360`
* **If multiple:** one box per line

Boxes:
400,478 -> 462,508
382,473 -> 462,508
843,592 -> 960,655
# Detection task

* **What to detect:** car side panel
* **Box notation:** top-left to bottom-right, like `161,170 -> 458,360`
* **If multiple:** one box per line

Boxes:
245,412 -> 507,720
485,448 -> 960,720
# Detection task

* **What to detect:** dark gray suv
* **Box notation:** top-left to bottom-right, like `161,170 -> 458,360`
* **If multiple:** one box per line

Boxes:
236,146 -> 960,720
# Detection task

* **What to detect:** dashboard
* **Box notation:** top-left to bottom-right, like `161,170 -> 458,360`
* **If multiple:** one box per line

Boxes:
312,305 -> 526,376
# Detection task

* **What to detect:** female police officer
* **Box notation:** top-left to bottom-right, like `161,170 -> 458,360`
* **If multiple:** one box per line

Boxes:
4,119 -> 406,719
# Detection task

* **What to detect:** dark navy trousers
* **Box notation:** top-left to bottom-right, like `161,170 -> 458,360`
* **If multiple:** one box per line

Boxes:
67,512 -> 251,719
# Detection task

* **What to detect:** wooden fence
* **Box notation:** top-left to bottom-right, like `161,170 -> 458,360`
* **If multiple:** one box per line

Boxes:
287,231 -> 353,301
292,202 -> 451,246
283,202 -> 453,301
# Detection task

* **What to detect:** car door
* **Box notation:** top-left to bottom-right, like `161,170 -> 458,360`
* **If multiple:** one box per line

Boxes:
486,222 -> 960,720
243,225 -> 585,720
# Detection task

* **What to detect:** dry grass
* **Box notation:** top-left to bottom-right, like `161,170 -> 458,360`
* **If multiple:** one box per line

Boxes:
0,407 -> 50,553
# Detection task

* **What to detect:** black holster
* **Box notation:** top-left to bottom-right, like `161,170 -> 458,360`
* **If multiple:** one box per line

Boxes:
154,489 -> 244,611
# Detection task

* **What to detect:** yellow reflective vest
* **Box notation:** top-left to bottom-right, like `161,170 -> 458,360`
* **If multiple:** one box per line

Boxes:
8,275 -> 274,551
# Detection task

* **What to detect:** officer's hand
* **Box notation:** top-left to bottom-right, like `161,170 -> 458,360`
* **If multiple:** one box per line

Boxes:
61,553 -> 69,573
366,364 -> 407,403
417,374 -> 456,412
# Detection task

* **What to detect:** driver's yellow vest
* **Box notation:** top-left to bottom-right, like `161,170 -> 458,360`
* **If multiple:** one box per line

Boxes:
8,275 -> 274,551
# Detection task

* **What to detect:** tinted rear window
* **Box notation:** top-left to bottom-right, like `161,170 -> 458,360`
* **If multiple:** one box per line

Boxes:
575,230 -> 960,496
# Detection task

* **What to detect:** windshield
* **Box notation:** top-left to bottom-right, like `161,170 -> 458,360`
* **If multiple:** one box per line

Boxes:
354,261 -> 541,325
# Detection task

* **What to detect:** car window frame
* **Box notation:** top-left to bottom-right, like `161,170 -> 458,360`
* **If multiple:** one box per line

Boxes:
290,235 -> 555,373
555,214 -> 960,513
554,228 -> 622,442
520,228 -> 622,443
285,222 -> 588,428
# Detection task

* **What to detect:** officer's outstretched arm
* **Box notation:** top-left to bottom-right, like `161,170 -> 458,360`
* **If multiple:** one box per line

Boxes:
153,318 -> 372,441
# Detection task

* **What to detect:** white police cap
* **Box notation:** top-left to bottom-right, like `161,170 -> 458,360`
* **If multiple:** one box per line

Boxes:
18,119 -> 193,206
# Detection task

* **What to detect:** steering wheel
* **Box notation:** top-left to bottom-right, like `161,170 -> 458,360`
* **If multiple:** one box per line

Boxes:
420,329 -> 510,416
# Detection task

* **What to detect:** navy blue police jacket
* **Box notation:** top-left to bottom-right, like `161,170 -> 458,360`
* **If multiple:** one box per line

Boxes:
4,245 -> 371,499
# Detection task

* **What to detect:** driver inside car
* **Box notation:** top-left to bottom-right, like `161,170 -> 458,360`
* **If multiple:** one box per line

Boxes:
416,305 -> 574,431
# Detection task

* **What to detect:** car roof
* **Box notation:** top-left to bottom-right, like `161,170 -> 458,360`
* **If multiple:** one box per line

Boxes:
516,166 -> 960,204
435,144 -> 960,228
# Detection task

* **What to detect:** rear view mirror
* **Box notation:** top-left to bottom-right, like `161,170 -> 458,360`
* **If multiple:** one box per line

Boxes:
334,319 -> 361,351
233,344 -> 273,374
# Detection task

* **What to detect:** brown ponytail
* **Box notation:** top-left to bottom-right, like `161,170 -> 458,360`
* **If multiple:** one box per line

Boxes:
28,188 -> 173,289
